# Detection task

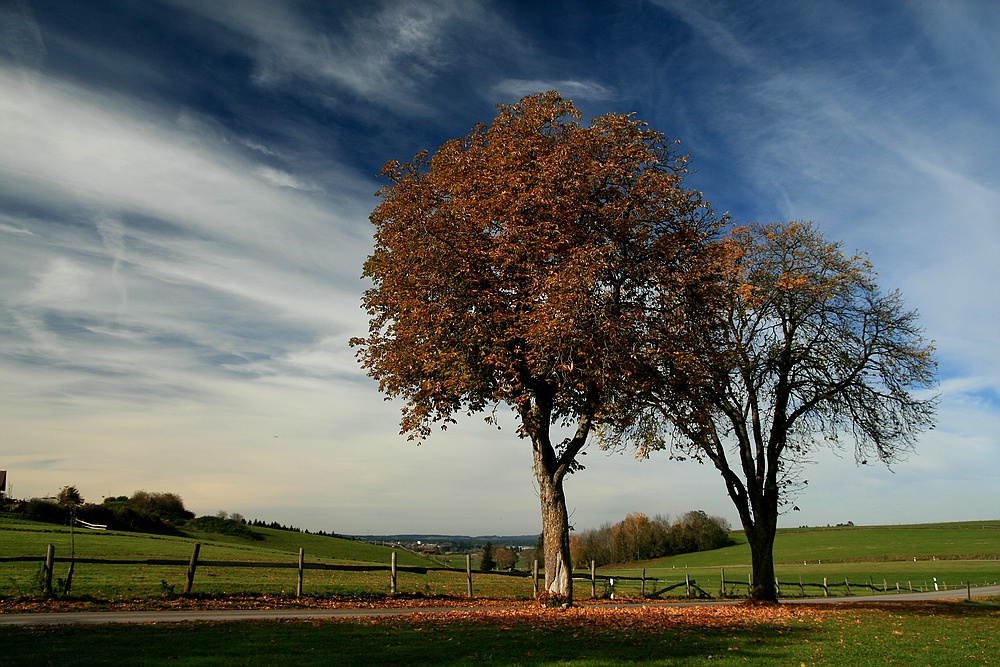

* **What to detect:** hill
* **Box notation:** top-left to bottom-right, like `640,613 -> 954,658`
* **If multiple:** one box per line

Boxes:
353,534 -> 539,551
0,516 -> 440,568
624,520 -> 1000,570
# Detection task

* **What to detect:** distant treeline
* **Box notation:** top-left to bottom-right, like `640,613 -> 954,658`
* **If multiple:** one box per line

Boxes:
243,517 -> 345,539
571,511 -> 733,568
4,491 -> 194,534
2,492 -> 343,541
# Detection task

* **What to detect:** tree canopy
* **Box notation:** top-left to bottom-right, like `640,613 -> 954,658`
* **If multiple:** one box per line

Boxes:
353,91 -> 719,602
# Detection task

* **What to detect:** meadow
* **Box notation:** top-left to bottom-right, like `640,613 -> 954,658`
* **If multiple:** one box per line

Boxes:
4,517 -> 1000,666
600,521 -> 1000,599
2,516 -> 998,601
4,600 -> 1000,666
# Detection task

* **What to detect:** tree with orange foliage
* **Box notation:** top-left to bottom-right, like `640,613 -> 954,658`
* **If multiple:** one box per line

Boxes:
608,221 -> 938,602
353,92 -> 718,603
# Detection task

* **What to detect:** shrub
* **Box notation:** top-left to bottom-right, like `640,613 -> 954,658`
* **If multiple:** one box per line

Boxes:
126,491 -> 194,524
26,498 -> 67,524
187,515 -> 263,541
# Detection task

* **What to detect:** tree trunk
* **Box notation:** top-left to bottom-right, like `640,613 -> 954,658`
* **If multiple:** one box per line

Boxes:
536,471 -> 573,604
746,523 -> 778,602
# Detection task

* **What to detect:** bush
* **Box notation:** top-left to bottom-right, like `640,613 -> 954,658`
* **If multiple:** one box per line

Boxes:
187,515 -> 263,541
494,546 -> 518,570
126,491 -> 194,524
26,498 -> 67,524
15,489 -> 194,535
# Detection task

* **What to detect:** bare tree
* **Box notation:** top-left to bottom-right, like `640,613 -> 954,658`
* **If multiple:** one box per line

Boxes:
609,222 -> 938,601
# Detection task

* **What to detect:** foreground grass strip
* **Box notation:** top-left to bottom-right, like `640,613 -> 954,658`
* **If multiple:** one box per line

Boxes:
3,599 -> 999,666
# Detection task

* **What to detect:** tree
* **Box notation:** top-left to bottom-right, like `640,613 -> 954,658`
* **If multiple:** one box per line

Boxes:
672,510 -> 731,553
128,490 -> 193,524
479,541 -> 496,572
494,546 -> 519,570
614,221 -> 937,602
352,91 -> 718,603
58,485 -> 83,508
57,485 -> 83,594
570,510 -> 730,568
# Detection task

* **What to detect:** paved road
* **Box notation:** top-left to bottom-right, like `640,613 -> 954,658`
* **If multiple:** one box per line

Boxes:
3,586 -> 999,627
786,584 -> 1000,605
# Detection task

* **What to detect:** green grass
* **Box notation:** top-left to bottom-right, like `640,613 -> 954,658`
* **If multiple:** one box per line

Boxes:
634,521 -> 1000,570
4,517 -> 999,601
596,521 -> 1000,599
0,517 -> 448,599
2,599 -> 999,666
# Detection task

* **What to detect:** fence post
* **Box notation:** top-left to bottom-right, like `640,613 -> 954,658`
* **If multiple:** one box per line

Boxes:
43,544 -> 55,596
774,577 -> 780,597
532,560 -> 539,597
844,576 -> 850,596
685,573 -> 691,597
868,575 -> 874,595
799,574 -> 804,597
591,560 -> 596,599
967,581 -> 971,601
390,551 -> 397,595
184,543 -> 200,594
297,548 -> 304,598
720,567 -> 725,597
466,554 -> 473,598
641,568 -> 646,598
823,577 -> 828,597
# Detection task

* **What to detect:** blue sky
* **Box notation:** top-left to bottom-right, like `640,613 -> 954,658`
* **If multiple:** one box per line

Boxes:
2,0 -> 997,535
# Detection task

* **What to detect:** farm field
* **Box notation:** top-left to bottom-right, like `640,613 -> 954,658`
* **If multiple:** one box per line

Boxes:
2,517 -> 998,601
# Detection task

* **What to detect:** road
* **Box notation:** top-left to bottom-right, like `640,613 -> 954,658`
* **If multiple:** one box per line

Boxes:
3,586 -> 999,627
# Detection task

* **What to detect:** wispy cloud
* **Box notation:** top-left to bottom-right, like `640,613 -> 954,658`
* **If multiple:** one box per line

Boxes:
0,62 -> 371,418
168,0 -> 500,112
0,0 -> 46,69
648,0 -> 1000,371
491,79 -> 614,103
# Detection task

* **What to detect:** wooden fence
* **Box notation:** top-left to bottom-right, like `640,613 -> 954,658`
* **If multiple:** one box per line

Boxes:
6,546 -> 670,599
717,566 -> 979,599
3,547 -> 985,600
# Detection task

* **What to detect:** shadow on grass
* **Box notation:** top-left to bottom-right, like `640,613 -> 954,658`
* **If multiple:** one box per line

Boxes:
1,616 -> 813,666
824,597 -> 1000,619
8,600 -> 998,666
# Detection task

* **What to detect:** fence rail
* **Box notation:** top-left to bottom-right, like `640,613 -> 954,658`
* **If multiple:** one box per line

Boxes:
5,547 -> 988,600
3,544 -> 550,598
6,547 -> 671,599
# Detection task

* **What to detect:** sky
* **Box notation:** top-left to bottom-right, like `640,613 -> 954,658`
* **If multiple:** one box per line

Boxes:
2,0 -> 998,536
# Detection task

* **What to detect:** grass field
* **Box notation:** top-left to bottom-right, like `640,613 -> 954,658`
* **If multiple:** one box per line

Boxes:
3,600 -> 999,666
0,516 -> 457,599
598,521 -> 1000,599
2,517 -> 999,601
4,517 -> 1000,666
